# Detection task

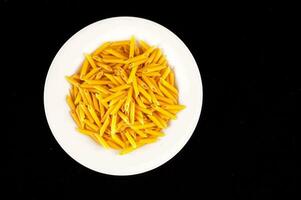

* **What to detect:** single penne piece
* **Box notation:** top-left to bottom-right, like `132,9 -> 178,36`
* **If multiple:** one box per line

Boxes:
84,119 -> 99,131
80,59 -> 89,79
124,86 -> 133,113
78,104 -> 86,123
102,58 -> 126,64
109,94 -> 127,107
98,97 -> 105,118
125,54 -> 147,64
76,106 -> 84,128
73,85 -> 79,98
87,105 -> 101,126
113,75 -> 126,85
161,67 -> 171,80
78,87 -> 88,105
129,36 -> 135,58
148,89 -> 159,106
147,114 -> 164,128
77,128 -> 96,136
136,77 -> 149,90
65,76 -> 80,87
134,44 -> 140,56
139,40 -> 150,51
95,71 -> 104,80
69,88 -> 74,100
146,49 -> 157,65
134,95 -> 147,109
137,85 -> 152,103
128,58 -> 148,69
143,45 -> 156,56
104,73 -> 119,85
160,78 -> 178,94
92,55 -> 103,62
144,129 -> 165,137
119,68 -> 128,82
127,65 -> 138,83
168,70 -> 175,86
99,116 -> 110,136
105,49 -> 128,59
155,94 -> 174,104
140,96 -> 151,105
110,40 -> 130,47
158,83 -> 177,103
94,134 -> 109,149
106,139 -> 123,150
84,89 -> 93,106
156,112 -> 170,121
118,111 -> 130,125
130,128 -> 147,137
153,106 -> 176,119
120,131 -> 128,144
102,90 -> 125,103
92,42 -> 111,56
153,112 -> 168,128
132,77 -> 139,97
119,146 -> 136,155
66,95 -> 76,110
130,99 -> 135,125
149,78 -> 164,96
143,72 -> 161,77
141,75 -> 157,92
152,49 -> 162,63
111,113 -> 117,135
117,121 -> 128,132
83,68 -> 99,80
157,54 -> 166,65
131,123 -> 155,129
79,103 -> 94,123
95,93 -> 108,107
95,62 -> 113,72
110,98 -> 126,115
112,134 -> 125,148
85,54 -> 97,69
135,111 -> 144,125
143,64 -> 167,73
70,111 -> 82,128
94,85 -> 110,94
129,129 -> 137,140
85,80 -> 112,85
162,104 -> 186,110
125,131 -> 137,148
136,105 -> 153,115
138,137 -> 158,145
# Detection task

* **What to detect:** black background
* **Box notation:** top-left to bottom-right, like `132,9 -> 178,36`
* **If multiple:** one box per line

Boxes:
1,1 -> 299,199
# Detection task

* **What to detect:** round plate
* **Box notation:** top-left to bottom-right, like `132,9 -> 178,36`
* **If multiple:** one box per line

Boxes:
44,17 -> 202,175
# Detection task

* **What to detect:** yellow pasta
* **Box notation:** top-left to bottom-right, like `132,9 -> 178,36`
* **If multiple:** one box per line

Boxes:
66,37 -> 185,154
125,131 -> 137,148
66,95 -> 75,110
80,59 -> 89,79
84,119 -> 99,132
130,99 -> 135,124
160,78 -> 178,94
129,36 -> 135,58
92,42 -> 111,56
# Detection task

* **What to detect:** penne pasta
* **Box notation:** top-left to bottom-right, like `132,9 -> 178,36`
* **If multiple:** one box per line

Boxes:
66,37 -> 184,154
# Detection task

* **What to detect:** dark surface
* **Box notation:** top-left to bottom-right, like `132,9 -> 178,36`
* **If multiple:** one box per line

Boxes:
1,1 -> 299,199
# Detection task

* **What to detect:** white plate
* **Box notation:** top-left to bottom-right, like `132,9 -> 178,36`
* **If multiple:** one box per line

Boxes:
44,17 -> 203,176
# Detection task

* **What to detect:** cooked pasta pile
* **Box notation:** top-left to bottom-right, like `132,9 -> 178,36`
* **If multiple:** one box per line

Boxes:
66,36 -> 185,154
